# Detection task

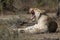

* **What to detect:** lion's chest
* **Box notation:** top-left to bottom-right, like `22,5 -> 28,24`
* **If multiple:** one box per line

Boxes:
37,15 -> 48,29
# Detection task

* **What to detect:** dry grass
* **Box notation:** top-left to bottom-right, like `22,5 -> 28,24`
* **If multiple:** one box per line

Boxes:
0,13 -> 60,40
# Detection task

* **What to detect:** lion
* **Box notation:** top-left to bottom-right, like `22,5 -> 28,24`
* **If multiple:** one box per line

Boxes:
13,8 -> 58,34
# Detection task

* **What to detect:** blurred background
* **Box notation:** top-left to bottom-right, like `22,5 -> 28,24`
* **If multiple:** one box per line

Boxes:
0,0 -> 58,15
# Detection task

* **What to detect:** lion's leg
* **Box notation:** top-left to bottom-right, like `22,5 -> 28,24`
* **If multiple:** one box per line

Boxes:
17,24 -> 41,33
19,27 -> 37,33
17,24 -> 48,34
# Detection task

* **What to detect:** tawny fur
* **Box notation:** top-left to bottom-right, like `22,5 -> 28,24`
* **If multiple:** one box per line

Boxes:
13,8 -> 58,34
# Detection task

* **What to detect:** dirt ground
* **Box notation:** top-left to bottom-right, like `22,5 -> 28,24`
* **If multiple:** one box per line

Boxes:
0,11 -> 60,40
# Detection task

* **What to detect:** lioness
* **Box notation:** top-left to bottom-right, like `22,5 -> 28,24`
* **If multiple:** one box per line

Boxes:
13,8 -> 58,34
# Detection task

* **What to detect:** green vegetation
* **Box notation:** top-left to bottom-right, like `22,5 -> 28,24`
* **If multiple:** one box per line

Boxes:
0,0 -> 58,12
0,0 -> 13,11
37,0 -> 58,7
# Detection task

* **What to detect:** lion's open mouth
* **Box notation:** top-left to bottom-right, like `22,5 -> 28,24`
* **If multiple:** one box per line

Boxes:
31,10 -> 35,18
